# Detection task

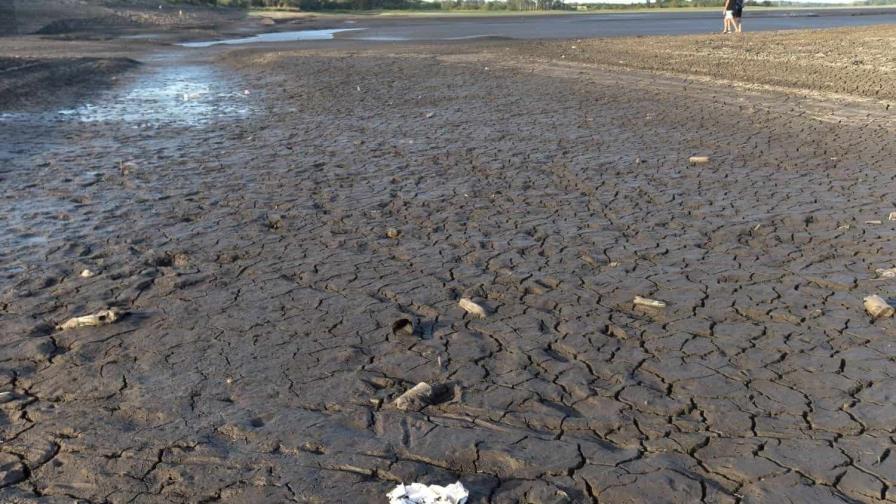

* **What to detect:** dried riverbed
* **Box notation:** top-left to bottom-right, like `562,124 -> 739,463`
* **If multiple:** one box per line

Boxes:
2,24 -> 896,503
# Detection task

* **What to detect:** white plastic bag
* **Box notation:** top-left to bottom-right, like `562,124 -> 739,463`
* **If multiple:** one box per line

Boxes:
387,481 -> 469,504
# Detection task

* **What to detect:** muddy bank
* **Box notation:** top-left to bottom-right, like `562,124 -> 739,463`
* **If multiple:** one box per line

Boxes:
0,57 -> 140,111
2,25 -> 896,503
0,0 -> 243,37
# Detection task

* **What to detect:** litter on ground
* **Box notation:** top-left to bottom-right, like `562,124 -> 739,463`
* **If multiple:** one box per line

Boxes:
633,296 -> 666,308
458,298 -> 486,318
387,481 -> 469,504
57,309 -> 121,331
864,295 -> 894,319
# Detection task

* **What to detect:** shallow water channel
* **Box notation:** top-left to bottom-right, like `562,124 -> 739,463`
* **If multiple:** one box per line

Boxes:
179,28 -> 363,47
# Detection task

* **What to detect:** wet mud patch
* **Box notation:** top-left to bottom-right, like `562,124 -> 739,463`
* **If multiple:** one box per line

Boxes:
0,56 -> 140,111
59,63 -> 252,126
1,62 -> 252,127
35,15 -> 138,35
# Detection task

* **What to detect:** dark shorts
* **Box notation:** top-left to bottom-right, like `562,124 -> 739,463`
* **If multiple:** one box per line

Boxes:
733,8 -> 743,17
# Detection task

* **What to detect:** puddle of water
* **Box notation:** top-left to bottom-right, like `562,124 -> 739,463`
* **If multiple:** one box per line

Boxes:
65,64 -> 250,125
179,28 -> 363,48
357,34 -> 500,42
1,64 -> 251,127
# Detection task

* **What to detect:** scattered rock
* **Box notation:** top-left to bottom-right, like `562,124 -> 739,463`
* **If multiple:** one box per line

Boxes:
79,268 -> 96,278
864,295 -> 894,319
259,17 -> 275,26
458,298 -> 487,318
889,211 -> 896,222
579,254 -> 599,268
607,323 -> 628,339
633,296 -> 666,308
120,161 -> 137,175
56,309 -> 121,331
392,318 -> 415,337
425,112 -> 435,119
386,227 -> 401,239
266,213 -> 283,230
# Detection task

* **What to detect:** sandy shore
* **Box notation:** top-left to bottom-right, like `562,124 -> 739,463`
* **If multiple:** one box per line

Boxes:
2,20 -> 896,504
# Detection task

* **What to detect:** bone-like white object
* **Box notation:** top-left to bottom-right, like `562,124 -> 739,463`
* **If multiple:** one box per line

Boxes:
80,269 -> 96,278
57,309 -> 120,331
688,156 -> 710,164
393,382 -> 433,412
875,268 -> 896,279
387,481 -> 469,504
634,296 -> 666,308
458,298 -> 486,318
864,295 -> 895,319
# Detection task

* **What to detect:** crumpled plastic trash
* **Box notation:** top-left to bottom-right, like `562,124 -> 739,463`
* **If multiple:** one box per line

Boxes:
387,481 -> 468,504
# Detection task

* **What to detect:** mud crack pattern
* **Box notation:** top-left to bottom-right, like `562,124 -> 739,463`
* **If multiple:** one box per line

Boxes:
1,34 -> 896,503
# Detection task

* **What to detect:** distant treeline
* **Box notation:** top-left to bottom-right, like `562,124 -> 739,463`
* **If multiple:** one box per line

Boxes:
169,0 -> 896,10
171,0 -> 571,9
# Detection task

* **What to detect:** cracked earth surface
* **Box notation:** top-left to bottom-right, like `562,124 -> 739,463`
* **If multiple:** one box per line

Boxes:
2,27 -> 896,503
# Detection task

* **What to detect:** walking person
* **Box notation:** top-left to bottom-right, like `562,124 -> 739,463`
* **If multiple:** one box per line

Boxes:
733,0 -> 744,33
722,0 -> 736,34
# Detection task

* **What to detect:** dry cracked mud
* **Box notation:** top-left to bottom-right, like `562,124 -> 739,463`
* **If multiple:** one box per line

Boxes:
1,25 -> 896,503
